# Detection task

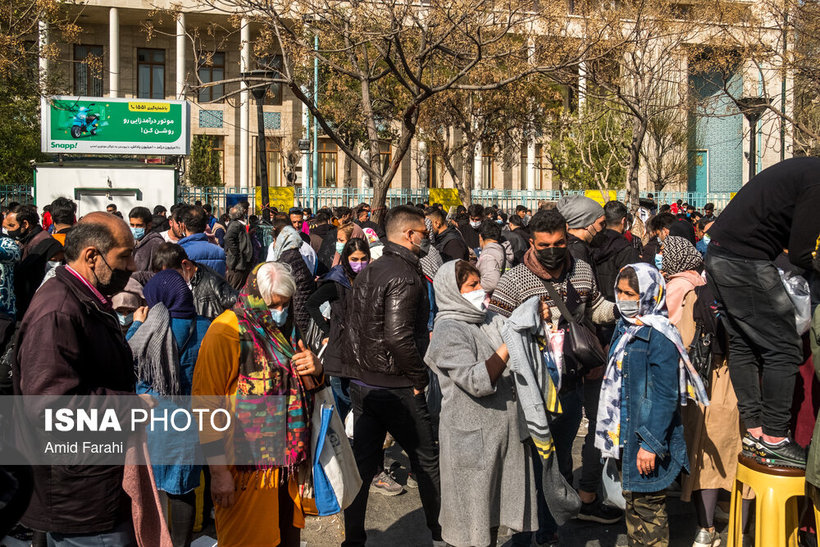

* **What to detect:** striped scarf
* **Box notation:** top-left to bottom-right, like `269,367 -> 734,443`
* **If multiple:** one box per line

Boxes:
232,264 -> 310,472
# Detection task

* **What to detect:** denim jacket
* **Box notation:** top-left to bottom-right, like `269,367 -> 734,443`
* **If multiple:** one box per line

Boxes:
613,321 -> 688,492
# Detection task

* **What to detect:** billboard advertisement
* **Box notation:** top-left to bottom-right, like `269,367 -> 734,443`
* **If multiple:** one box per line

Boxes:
41,96 -> 190,155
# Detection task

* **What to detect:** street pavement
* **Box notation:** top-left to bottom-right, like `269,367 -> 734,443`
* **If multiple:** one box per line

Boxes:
301,422 -> 727,546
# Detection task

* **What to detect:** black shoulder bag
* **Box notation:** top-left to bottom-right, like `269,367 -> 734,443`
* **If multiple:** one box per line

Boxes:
543,281 -> 607,377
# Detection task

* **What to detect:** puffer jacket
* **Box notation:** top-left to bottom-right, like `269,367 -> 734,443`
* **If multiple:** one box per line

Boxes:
179,233 -> 226,277
342,242 -> 430,390
476,240 -> 514,294
190,262 -> 238,320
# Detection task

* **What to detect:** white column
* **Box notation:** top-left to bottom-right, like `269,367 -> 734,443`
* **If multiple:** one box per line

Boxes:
527,140 -> 536,191
417,140 -> 427,189
361,148 -> 370,189
176,13 -> 186,98
578,60 -> 587,112
239,18 -> 250,190
473,141 -> 482,190
38,20 -> 48,92
109,8 -> 119,97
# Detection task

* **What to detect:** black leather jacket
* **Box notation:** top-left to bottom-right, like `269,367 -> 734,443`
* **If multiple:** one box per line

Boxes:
342,242 -> 430,390
191,262 -> 238,320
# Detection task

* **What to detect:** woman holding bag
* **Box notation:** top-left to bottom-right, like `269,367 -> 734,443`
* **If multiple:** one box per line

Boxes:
425,259 -> 538,547
595,263 -> 709,546
193,262 -> 324,547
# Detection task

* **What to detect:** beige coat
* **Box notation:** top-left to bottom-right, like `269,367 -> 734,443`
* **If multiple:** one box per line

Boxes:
676,290 -> 745,500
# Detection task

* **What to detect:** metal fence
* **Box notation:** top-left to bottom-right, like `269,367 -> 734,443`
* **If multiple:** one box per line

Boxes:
0,185 -> 35,207
176,185 -> 735,214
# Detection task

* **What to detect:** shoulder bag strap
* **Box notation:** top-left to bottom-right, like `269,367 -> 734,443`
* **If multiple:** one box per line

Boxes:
542,280 -> 577,325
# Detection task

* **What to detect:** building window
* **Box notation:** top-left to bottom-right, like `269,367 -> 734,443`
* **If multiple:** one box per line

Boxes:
198,52 -> 225,103
138,48 -> 165,99
318,140 -> 337,188
520,149 -> 528,191
74,45 -> 103,97
212,136 -> 225,183
428,148 -> 441,189
266,137 -> 283,187
257,55 -> 283,106
482,145 -> 495,189
379,142 -> 391,175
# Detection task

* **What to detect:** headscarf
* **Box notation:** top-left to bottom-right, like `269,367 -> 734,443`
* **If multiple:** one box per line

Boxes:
268,225 -> 303,261
143,269 -> 196,319
594,262 -> 709,460
232,263 -> 310,471
661,235 -> 703,276
433,260 -> 487,325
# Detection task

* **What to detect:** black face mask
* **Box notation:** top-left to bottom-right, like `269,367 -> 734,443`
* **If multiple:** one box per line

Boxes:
6,228 -> 23,241
93,250 -> 132,296
536,246 -> 567,271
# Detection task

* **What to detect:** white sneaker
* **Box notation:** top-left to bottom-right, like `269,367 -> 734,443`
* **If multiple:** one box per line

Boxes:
693,528 -> 721,547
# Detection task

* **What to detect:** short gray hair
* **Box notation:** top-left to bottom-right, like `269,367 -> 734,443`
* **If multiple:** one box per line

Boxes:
257,261 -> 297,302
229,205 -> 245,222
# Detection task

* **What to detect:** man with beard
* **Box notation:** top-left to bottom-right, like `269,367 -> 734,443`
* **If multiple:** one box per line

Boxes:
3,204 -> 62,318
14,212 -> 138,545
488,209 -> 618,545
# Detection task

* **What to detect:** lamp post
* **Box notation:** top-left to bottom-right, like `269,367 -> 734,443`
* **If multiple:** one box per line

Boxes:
312,33 -> 319,213
242,70 -> 275,222
736,96 -> 772,182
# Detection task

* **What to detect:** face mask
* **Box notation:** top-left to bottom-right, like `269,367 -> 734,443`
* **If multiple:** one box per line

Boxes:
6,228 -> 23,241
117,312 -> 133,327
335,241 -> 345,255
270,307 -> 288,327
470,221 -> 481,229
93,250 -> 132,296
349,260 -> 368,273
495,219 -> 503,225
523,215 -> 531,226
130,227 -> 145,240
416,237 -> 430,257
702,234 -> 711,245
536,246 -> 567,270
616,299 -> 641,319
654,253 -> 664,271
462,289 -> 486,311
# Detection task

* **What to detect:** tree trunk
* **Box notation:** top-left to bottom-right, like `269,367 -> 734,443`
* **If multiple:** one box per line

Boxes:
372,176 -> 388,224
462,152 -> 475,207
626,117 -> 647,212
343,152 -> 352,188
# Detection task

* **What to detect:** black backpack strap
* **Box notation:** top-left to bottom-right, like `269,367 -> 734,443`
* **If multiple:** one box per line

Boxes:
542,280 -> 577,325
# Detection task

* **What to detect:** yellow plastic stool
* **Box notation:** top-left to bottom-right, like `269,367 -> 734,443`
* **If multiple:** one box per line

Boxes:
727,454 -> 805,547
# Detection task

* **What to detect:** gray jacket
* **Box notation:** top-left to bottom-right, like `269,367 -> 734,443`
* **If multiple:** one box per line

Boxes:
476,241 -> 514,294
501,295 -> 582,526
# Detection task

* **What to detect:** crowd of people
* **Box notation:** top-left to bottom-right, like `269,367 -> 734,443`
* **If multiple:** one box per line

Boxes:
3,156 -> 820,547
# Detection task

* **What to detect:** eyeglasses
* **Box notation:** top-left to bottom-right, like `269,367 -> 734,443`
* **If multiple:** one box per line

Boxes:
409,228 -> 430,238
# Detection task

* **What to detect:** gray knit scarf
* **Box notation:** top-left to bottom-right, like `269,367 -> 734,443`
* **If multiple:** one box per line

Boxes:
128,303 -> 181,396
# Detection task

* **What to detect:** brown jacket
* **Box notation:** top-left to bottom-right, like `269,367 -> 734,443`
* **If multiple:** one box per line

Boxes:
14,266 -> 136,534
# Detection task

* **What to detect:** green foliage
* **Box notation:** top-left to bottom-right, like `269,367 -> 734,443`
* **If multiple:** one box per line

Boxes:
0,71 -> 47,185
188,135 -> 222,187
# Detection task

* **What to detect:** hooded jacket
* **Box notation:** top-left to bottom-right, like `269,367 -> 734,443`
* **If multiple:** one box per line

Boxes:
590,229 -> 641,301
476,240 -> 515,294
133,231 -> 166,272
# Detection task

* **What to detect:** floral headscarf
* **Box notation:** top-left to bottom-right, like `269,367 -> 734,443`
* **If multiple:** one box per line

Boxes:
594,262 -> 709,459
661,236 -> 703,276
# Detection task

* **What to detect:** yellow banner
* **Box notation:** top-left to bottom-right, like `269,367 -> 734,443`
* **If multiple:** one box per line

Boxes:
584,190 -> 617,206
730,192 -> 737,200
429,188 -> 463,210
255,186 -> 295,214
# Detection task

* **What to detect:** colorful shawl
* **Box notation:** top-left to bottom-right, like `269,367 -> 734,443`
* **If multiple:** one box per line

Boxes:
594,262 -> 709,459
232,263 -> 310,471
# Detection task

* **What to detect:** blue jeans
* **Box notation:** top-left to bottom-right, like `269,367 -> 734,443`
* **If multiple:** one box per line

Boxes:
329,375 -> 352,419
511,387 -> 584,545
46,520 -> 135,547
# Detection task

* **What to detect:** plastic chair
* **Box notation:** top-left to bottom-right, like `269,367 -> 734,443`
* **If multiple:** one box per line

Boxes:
727,454 -> 805,547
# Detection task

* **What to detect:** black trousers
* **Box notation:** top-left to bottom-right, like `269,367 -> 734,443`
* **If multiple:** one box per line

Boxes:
342,384 -> 441,546
705,250 -> 803,437
580,378 -> 604,493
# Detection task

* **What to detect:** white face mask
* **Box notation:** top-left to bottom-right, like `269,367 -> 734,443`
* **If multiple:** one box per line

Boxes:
462,289 -> 486,311
469,220 -> 481,229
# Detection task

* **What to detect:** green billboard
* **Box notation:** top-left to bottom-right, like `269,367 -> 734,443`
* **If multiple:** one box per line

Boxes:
41,96 -> 190,155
